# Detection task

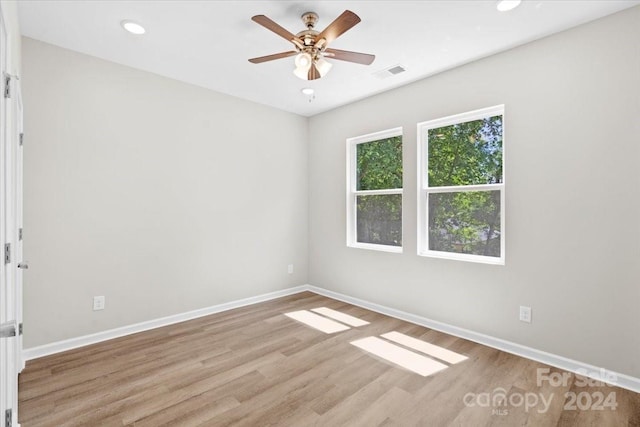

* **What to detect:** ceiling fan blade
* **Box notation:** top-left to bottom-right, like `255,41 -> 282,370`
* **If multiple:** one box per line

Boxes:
248,51 -> 297,64
251,15 -> 303,45
324,48 -> 375,65
315,10 -> 361,45
308,63 -> 320,80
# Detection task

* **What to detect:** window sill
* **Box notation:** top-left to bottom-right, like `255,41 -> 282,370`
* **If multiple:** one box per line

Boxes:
348,243 -> 403,253
418,250 -> 504,265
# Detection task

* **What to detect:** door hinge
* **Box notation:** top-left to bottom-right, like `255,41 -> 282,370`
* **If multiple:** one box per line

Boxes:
19,133 -> 24,146
3,73 -> 10,99
4,243 -> 10,264
19,323 -> 23,336
4,408 -> 11,427
18,228 -> 22,241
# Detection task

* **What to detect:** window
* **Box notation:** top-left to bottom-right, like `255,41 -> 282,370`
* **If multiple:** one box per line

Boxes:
418,106 -> 504,264
347,128 -> 403,252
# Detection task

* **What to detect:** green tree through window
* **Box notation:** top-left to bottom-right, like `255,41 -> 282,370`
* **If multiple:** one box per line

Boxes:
357,137 -> 403,190
428,116 -> 502,187
419,106 -> 505,263
348,129 -> 403,250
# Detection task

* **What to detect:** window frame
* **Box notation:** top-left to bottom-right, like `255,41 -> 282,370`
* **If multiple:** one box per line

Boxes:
417,105 -> 505,265
346,127 -> 403,253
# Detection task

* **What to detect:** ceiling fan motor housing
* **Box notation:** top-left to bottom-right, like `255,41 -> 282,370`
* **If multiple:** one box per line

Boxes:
298,12 -> 320,49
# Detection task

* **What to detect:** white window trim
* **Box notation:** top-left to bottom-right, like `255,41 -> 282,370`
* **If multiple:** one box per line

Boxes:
417,105 -> 505,265
347,127 -> 403,253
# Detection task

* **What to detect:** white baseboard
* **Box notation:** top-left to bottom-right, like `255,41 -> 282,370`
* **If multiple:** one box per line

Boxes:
305,285 -> 640,394
23,283 -> 640,394
22,285 -> 311,361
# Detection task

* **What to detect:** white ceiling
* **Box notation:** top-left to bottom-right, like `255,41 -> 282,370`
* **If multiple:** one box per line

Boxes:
17,1 -> 640,117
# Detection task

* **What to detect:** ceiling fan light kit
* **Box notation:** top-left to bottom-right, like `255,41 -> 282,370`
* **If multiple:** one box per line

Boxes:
249,10 -> 375,81
315,57 -> 333,75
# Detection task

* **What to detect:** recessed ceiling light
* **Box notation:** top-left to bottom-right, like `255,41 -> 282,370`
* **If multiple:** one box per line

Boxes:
301,88 -> 314,96
496,0 -> 522,12
121,20 -> 146,35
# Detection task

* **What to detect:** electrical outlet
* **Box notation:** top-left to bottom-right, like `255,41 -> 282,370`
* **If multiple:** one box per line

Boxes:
519,306 -> 532,323
93,296 -> 105,311
287,264 -> 294,274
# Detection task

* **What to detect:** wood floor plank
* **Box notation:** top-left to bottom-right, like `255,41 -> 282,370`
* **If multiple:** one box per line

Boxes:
18,292 -> 640,426
134,395 -> 240,427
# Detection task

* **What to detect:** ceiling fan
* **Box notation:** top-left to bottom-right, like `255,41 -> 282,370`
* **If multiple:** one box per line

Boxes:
248,10 -> 375,81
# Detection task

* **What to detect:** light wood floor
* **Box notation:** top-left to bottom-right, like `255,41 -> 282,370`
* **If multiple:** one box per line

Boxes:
18,292 -> 640,426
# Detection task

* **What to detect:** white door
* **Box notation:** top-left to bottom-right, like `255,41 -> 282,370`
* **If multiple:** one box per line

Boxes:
1,6 -> 20,425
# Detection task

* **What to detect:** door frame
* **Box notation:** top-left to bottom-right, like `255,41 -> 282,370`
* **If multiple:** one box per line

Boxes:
0,3 -> 21,425
1,7 -> 11,425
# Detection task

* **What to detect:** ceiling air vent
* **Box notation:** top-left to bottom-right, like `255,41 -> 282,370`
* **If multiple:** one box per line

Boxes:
373,64 -> 407,79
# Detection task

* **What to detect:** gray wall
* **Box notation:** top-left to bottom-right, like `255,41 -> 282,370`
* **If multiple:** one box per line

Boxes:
308,7 -> 640,377
22,37 -> 309,348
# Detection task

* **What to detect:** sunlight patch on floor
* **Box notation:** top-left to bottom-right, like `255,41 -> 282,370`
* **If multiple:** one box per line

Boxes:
381,331 -> 468,364
351,336 -> 448,377
284,310 -> 351,334
311,307 -> 370,327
